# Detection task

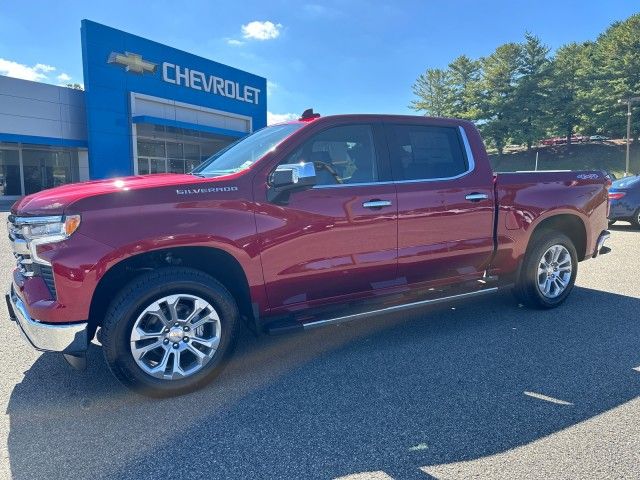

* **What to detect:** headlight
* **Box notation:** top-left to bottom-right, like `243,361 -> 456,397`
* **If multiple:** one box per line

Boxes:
16,215 -> 81,242
9,215 -> 81,266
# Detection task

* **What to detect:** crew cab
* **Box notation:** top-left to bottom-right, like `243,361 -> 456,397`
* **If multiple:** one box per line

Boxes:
6,111 -> 611,397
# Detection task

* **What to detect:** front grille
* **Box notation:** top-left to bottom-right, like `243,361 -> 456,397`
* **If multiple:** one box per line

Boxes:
7,216 -> 57,299
39,265 -> 57,298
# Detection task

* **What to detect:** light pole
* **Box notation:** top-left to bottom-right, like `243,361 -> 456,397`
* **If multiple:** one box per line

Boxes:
618,96 -> 640,176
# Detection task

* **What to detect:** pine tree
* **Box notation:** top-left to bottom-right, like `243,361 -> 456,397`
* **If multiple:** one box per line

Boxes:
477,43 -> 522,155
514,33 -> 551,150
447,55 -> 481,120
410,69 -> 453,117
588,14 -> 640,139
547,42 -> 593,144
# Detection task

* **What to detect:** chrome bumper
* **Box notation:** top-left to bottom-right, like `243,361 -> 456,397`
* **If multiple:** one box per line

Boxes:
592,230 -> 611,258
6,286 -> 88,353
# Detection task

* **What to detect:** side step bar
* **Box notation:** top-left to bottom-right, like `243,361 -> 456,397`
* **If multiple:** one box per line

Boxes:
265,287 -> 500,334
303,287 -> 499,330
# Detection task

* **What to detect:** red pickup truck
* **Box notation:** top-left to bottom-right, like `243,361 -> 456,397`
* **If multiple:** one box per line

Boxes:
7,112 -> 611,397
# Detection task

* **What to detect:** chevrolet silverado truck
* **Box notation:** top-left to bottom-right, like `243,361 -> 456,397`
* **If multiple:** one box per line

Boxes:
6,111 -> 611,397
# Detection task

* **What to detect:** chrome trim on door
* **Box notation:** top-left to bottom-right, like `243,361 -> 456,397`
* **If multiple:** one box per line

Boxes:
465,193 -> 489,201
383,125 -> 477,185
307,125 -> 478,187
459,125 -> 476,172
303,287 -> 499,330
362,200 -> 392,209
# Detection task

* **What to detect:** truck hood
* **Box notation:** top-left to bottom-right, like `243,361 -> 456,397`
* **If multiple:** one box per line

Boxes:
12,173 -> 212,216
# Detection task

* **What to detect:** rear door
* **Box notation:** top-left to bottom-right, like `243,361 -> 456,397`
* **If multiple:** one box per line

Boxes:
255,122 -> 399,313
385,120 -> 495,287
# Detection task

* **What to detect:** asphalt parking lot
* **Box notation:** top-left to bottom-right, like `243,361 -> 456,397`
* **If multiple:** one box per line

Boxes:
0,214 -> 638,480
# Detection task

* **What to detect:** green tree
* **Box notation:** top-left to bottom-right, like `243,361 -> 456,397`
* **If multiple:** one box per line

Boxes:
588,14 -> 640,138
447,55 -> 481,120
410,68 -> 453,117
477,43 -> 522,155
547,42 -> 593,144
514,33 -> 551,150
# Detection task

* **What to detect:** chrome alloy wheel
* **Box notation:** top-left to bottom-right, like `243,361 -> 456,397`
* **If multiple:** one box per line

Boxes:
130,294 -> 221,380
537,244 -> 573,299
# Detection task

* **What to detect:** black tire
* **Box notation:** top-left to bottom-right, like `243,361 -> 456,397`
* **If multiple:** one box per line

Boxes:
101,267 -> 240,397
513,230 -> 578,309
608,219 -> 616,227
632,209 -> 640,229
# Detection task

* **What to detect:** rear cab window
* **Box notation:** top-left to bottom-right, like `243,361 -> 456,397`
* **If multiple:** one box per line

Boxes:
386,124 -> 470,181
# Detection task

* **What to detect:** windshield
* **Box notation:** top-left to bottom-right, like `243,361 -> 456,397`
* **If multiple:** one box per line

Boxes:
192,123 -> 304,177
612,176 -> 640,189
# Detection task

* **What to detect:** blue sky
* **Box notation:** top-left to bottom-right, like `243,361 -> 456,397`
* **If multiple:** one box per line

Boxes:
0,1 -> 638,123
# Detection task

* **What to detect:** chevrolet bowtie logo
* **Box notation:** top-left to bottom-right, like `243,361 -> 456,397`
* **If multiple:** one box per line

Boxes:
108,51 -> 157,74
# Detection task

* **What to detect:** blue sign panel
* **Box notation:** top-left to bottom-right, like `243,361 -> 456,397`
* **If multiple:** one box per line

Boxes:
81,20 -> 267,179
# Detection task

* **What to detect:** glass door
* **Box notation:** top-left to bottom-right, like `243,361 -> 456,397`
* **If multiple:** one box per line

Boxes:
22,149 -> 78,195
0,149 -> 22,196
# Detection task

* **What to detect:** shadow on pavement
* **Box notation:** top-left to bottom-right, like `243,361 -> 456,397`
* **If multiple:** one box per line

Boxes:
6,287 -> 640,479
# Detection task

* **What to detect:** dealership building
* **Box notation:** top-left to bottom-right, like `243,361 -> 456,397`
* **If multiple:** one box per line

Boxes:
0,20 -> 267,200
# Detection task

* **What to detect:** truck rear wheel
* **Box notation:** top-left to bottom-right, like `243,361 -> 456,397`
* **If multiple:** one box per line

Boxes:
513,231 -> 578,309
101,267 -> 239,397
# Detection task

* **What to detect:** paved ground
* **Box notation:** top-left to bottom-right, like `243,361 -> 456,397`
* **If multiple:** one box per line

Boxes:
0,214 -> 638,480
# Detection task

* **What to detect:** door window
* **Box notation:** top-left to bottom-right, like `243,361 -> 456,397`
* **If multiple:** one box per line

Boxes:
283,125 -> 379,186
388,125 -> 469,181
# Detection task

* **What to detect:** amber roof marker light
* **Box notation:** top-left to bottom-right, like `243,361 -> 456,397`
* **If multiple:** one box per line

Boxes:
299,108 -> 321,121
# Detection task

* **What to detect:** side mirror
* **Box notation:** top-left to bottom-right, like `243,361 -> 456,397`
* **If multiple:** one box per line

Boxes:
268,162 -> 316,202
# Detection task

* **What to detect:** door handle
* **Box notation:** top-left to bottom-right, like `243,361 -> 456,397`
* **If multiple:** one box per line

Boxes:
362,200 -> 392,209
465,193 -> 489,202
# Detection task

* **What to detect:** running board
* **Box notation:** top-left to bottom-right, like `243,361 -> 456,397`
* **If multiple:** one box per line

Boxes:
302,287 -> 498,330
264,287 -> 501,335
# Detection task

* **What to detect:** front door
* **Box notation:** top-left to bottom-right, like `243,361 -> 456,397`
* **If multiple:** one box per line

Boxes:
385,120 -> 495,288
255,123 -> 398,313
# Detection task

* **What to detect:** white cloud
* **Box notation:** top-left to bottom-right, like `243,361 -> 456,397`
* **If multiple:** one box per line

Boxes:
267,112 -> 298,125
226,38 -> 245,46
242,21 -> 282,40
56,72 -> 72,83
0,58 -> 56,81
34,63 -> 55,73
266,81 -> 278,96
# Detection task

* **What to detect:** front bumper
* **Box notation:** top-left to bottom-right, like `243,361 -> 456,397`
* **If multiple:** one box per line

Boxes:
609,201 -> 635,220
6,285 -> 88,353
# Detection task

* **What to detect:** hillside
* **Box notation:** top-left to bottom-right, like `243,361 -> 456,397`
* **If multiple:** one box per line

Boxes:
488,140 -> 640,178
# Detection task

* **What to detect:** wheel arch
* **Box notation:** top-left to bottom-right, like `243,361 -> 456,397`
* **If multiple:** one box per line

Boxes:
89,246 -> 255,337
528,213 -> 588,261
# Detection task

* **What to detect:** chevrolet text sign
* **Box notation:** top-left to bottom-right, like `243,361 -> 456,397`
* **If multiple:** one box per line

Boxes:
162,62 -> 261,105
108,51 -> 262,105
83,20 -> 266,179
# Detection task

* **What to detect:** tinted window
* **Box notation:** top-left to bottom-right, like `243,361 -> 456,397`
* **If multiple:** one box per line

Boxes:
283,125 -> 378,186
388,125 -> 468,181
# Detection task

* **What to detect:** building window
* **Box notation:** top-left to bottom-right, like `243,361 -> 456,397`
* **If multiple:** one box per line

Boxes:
0,144 -> 80,197
135,123 -> 236,175
0,149 -> 21,196
22,149 -> 79,195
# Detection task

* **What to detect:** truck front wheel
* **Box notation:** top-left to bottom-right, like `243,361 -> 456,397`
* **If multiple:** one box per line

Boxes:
101,267 -> 240,397
513,231 -> 578,309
